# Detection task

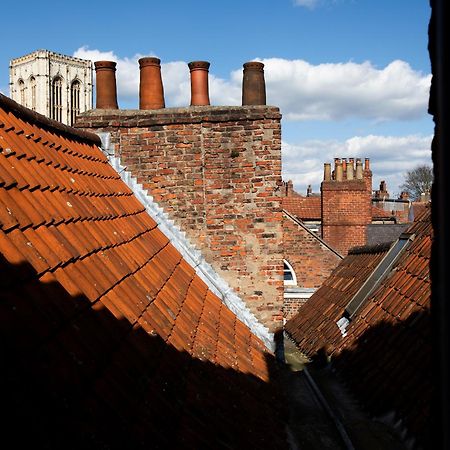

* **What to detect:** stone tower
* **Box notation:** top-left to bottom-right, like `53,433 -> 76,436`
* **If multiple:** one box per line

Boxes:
9,49 -> 93,125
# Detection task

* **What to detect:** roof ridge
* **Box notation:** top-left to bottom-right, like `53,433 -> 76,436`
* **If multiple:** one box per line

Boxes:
282,208 -> 343,259
0,93 -> 101,146
348,241 -> 393,255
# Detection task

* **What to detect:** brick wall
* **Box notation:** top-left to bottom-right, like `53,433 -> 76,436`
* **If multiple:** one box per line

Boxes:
283,213 -> 341,288
76,106 -> 284,331
283,298 -> 309,321
321,179 -> 372,255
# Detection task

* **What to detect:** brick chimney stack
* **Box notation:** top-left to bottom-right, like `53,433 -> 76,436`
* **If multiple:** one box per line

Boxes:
94,61 -> 119,109
321,157 -> 372,255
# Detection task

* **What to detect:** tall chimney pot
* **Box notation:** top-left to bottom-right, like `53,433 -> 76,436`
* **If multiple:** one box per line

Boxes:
324,163 -> 331,181
138,57 -> 165,110
242,61 -> 266,105
346,160 -> 354,180
335,159 -> 343,181
355,159 -> 363,179
94,61 -> 119,109
364,158 -> 370,171
188,61 -> 210,106
342,158 -> 347,177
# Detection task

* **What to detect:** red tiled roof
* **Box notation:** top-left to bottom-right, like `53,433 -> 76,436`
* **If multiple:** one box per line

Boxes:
371,204 -> 394,219
282,196 -> 321,220
0,94 -> 286,449
283,197 -> 404,222
285,206 -> 431,446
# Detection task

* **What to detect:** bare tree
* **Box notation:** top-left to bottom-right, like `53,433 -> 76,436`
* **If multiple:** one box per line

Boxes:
400,164 -> 433,200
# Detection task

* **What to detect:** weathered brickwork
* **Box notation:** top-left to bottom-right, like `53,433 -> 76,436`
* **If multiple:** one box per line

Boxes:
76,106 -> 284,331
282,213 -> 341,320
321,179 -> 372,255
283,298 -> 309,321
283,214 -> 341,288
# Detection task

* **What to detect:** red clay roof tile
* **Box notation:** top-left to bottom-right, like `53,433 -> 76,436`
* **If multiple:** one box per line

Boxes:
0,93 -> 286,448
286,206 -> 431,447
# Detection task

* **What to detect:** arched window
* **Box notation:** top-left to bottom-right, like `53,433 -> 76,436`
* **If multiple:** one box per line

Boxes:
70,80 -> 81,125
30,77 -> 36,111
283,260 -> 297,286
18,79 -> 26,106
51,76 -> 63,121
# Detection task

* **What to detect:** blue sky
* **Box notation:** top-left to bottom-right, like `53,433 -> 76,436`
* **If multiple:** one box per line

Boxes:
1,0 -> 433,196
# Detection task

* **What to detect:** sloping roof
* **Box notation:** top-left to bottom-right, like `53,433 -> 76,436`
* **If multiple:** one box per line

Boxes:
0,93 -> 286,449
371,204 -> 394,220
285,206 -> 431,446
285,242 -> 391,354
366,223 -> 410,246
282,195 -> 321,220
283,196 -> 407,223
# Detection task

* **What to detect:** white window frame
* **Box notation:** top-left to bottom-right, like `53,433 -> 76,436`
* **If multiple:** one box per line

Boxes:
283,259 -> 297,286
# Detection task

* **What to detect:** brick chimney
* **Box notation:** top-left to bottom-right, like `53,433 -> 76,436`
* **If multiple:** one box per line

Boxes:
321,157 -> 372,255
374,180 -> 389,199
138,57 -> 165,109
242,62 -> 266,106
188,61 -> 210,106
94,61 -> 118,109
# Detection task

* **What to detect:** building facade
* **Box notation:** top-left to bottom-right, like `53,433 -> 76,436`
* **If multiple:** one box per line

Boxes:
9,49 -> 93,125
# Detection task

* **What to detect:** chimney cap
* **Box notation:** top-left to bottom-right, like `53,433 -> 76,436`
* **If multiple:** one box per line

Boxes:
188,61 -> 210,71
94,60 -> 117,70
138,57 -> 161,67
243,61 -> 265,71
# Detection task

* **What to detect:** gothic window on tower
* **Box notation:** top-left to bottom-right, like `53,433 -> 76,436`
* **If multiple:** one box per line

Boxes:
30,77 -> 36,111
18,79 -> 26,106
51,76 -> 63,122
70,80 -> 81,125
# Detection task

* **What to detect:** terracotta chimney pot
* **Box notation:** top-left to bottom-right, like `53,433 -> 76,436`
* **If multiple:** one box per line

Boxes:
324,163 -> 331,181
342,158 -> 347,174
242,61 -> 266,105
335,159 -> 343,181
188,61 -> 210,106
139,57 -> 165,109
94,61 -> 118,109
364,158 -> 370,171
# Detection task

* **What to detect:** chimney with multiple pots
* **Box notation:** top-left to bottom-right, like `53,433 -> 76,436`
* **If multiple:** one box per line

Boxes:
93,58 -> 267,109
321,157 -> 373,256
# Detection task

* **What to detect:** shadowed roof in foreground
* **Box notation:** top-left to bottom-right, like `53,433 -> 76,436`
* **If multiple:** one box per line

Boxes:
286,206 -> 431,448
0,93 -> 287,449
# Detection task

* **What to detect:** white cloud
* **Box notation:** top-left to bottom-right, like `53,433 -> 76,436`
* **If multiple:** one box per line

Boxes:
282,134 -> 433,197
72,47 -> 432,198
73,47 -> 430,122
259,58 -> 431,121
293,0 -> 321,9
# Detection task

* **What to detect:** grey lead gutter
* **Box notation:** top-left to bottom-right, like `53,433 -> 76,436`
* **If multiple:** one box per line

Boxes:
97,132 -> 274,351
